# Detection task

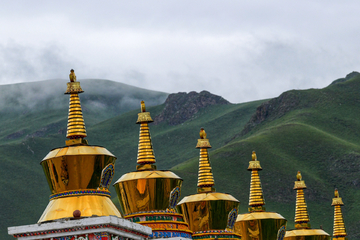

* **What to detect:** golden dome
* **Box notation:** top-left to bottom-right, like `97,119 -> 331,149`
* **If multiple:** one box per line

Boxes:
234,151 -> 286,240
38,78 -> 121,222
114,101 -> 183,215
332,189 -> 347,239
178,129 -> 240,238
113,101 -> 192,238
284,171 -> 330,240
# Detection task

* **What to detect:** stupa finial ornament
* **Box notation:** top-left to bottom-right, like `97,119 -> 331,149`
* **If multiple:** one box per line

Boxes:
69,69 -> 76,82
332,188 -> 347,239
293,171 -> 310,229
297,171 -> 302,181
248,151 -> 265,212
199,127 -> 207,139
196,128 -> 215,193
136,101 -> 156,170
252,151 -> 257,161
64,69 -> 86,145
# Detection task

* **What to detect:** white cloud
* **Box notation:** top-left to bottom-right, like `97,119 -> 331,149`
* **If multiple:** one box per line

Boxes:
0,1 -> 359,102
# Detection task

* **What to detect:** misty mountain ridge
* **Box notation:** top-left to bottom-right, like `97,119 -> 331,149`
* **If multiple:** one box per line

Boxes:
1,73 -> 360,239
0,79 -> 168,144
0,79 -> 168,115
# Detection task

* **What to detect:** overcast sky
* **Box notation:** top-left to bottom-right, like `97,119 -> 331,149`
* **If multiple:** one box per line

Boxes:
0,1 -> 359,103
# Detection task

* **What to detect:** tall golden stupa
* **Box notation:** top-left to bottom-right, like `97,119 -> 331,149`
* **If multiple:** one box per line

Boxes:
178,128 -> 241,239
234,151 -> 287,240
113,101 -> 192,239
331,189 -> 347,240
284,171 -> 330,240
38,73 -> 121,222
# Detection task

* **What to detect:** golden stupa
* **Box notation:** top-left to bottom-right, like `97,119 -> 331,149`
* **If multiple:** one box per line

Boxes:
178,128 -> 241,239
113,101 -> 192,239
38,71 -> 121,222
284,171 -> 330,240
234,151 -> 287,240
332,189 -> 347,240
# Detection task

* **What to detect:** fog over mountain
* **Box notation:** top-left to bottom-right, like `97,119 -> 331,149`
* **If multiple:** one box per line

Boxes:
0,1 -> 360,103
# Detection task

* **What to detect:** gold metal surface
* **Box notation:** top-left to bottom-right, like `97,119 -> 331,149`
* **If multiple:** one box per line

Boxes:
179,129 -> 240,232
66,93 -> 87,139
178,192 -> 239,232
284,172 -> 330,239
134,101 -> 156,166
137,112 -> 154,123
114,170 -> 182,215
114,101 -> 185,217
293,171 -> 310,229
69,69 -> 77,82
234,152 -> 287,239
196,131 -> 215,192
248,151 -> 265,212
65,81 -> 83,94
197,148 -> 215,190
234,212 -> 286,240
284,229 -> 330,240
38,78 -> 120,223
196,139 -> 212,148
332,189 -> 347,238
38,195 -> 121,222
41,146 -> 116,194
137,122 -> 156,165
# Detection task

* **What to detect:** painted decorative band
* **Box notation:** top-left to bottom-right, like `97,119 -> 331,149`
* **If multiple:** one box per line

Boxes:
49,190 -> 111,200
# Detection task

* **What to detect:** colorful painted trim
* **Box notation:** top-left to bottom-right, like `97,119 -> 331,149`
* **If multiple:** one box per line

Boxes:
125,210 -> 193,238
226,208 -> 238,229
100,163 -> 115,189
193,230 -> 240,239
126,212 -> 185,223
49,190 -> 111,200
144,222 -> 190,231
13,224 -> 149,239
125,210 -> 184,217
277,225 -> 286,240
169,186 -> 181,209
149,231 -> 192,239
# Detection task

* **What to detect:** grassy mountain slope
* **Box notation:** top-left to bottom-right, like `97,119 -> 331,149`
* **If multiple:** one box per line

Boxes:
0,82 -> 264,239
2,73 -> 360,239
0,79 -> 168,145
0,79 -> 168,239
172,72 -> 360,238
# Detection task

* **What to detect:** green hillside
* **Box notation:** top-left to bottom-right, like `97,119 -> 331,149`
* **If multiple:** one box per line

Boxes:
0,79 -> 168,145
2,73 -> 360,239
0,79 -> 168,239
173,72 -> 360,238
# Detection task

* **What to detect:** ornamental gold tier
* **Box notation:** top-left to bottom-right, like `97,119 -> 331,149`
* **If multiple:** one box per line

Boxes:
113,101 -> 191,239
38,78 -> 121,223
178,129 -> 240,238
235,151 -> 287,240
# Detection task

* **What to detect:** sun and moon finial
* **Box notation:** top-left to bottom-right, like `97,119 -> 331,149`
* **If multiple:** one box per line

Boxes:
296,171 -> 302,181
252,151 -> 257,161
69,69 -> 76,82
200,127 -> 207,139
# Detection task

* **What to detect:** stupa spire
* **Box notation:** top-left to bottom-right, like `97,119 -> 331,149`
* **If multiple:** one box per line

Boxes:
64,69 -> 87,146
196,127 -> 215,193
332,189 -> 347,239
248,151 -> 265,212
136,101 -> 156,170
294,171 -> 310,229
38,70 -> 121,223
